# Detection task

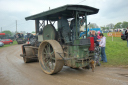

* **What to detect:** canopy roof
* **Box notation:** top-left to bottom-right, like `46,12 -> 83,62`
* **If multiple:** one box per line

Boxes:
25,5 -> 99,21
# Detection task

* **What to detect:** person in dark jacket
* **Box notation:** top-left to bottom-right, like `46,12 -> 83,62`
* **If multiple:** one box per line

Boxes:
91,30 -> 99,46
125,27 -> 128,47
58,16 -> 71,43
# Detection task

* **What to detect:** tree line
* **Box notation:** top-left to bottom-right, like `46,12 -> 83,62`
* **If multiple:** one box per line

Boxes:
101,21 -> 128,31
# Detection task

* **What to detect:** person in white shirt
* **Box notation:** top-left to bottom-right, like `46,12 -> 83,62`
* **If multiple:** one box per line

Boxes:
99,33 -> 107,62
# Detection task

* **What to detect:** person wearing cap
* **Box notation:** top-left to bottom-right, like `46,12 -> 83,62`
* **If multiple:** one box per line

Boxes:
99,33 -> 107,62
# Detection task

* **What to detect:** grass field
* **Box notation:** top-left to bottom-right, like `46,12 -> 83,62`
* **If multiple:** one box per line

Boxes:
101,33 -> 128,67
0,40 -> 18,48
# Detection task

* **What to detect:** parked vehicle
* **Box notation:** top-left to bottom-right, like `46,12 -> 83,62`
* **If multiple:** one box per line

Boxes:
15,33 -> 26,44
0,42 -> 4,47
0,39 -> 13,44
121,30 -> 127,40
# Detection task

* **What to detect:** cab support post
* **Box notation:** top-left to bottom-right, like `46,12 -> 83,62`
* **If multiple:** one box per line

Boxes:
85,12 -> 87,37
75,11 -> 78,39
35,20 -> 39,34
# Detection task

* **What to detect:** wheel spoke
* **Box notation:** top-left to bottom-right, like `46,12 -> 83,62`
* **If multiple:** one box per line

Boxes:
46,44 -> 50,53
48,51 -> 54,70
48,44 -> 51,53
44,48 -> 47,54
50,51 -> 55,59
51,58 -> 55,70
44,58 -> 51,70
45,58 -> 50,65
42,47 -> 48,59
51,51 -> 54,55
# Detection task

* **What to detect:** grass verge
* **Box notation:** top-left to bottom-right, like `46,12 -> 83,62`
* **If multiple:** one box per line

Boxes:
101,33 -> 128,67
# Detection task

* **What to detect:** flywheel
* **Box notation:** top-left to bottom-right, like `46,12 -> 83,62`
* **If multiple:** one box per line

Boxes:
43,24 -> 57,40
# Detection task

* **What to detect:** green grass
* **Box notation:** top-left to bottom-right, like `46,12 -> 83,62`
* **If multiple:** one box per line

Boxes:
101,33 -> 128,67
0,40 -> 18,48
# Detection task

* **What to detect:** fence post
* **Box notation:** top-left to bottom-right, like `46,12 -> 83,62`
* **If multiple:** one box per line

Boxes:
112,35 -> 113,41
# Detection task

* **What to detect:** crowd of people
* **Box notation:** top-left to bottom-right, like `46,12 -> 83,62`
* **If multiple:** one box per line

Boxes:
90,27 -> 128,64
90,30 -> 107,63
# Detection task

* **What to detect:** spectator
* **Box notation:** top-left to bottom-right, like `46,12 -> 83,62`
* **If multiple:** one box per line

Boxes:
91,30 -> 99,46
97,31 -> 101,39
99,33 -> 107,62
125,27 -> 128,47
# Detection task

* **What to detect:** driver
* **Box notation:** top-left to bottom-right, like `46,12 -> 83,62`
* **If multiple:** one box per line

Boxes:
58,16 -> 71,43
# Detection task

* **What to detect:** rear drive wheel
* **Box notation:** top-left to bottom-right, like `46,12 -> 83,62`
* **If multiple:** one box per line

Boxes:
38,40 -> 64,74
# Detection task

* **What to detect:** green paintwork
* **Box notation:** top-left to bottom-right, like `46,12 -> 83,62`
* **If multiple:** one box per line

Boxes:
64,44 -> 91,68
43,24 -> 57,40
38,35 -> 43,42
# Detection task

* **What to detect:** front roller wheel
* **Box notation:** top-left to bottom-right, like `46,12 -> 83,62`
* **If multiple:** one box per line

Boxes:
23,47 -> 33,63
38,40 -> 64,74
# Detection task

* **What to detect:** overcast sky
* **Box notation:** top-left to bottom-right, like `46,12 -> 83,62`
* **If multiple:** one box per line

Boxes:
0,0 -> 128,33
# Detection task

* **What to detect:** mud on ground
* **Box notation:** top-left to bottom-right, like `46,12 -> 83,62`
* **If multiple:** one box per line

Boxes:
0,45 -> 128,85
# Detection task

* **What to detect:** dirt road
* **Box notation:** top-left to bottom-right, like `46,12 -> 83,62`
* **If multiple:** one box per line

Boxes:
0,45 -> 128,85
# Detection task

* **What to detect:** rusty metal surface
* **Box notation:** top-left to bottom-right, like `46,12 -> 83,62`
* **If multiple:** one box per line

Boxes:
23,47 -> 38,63
38,40 -> 64,74
23,47 -> 33,63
